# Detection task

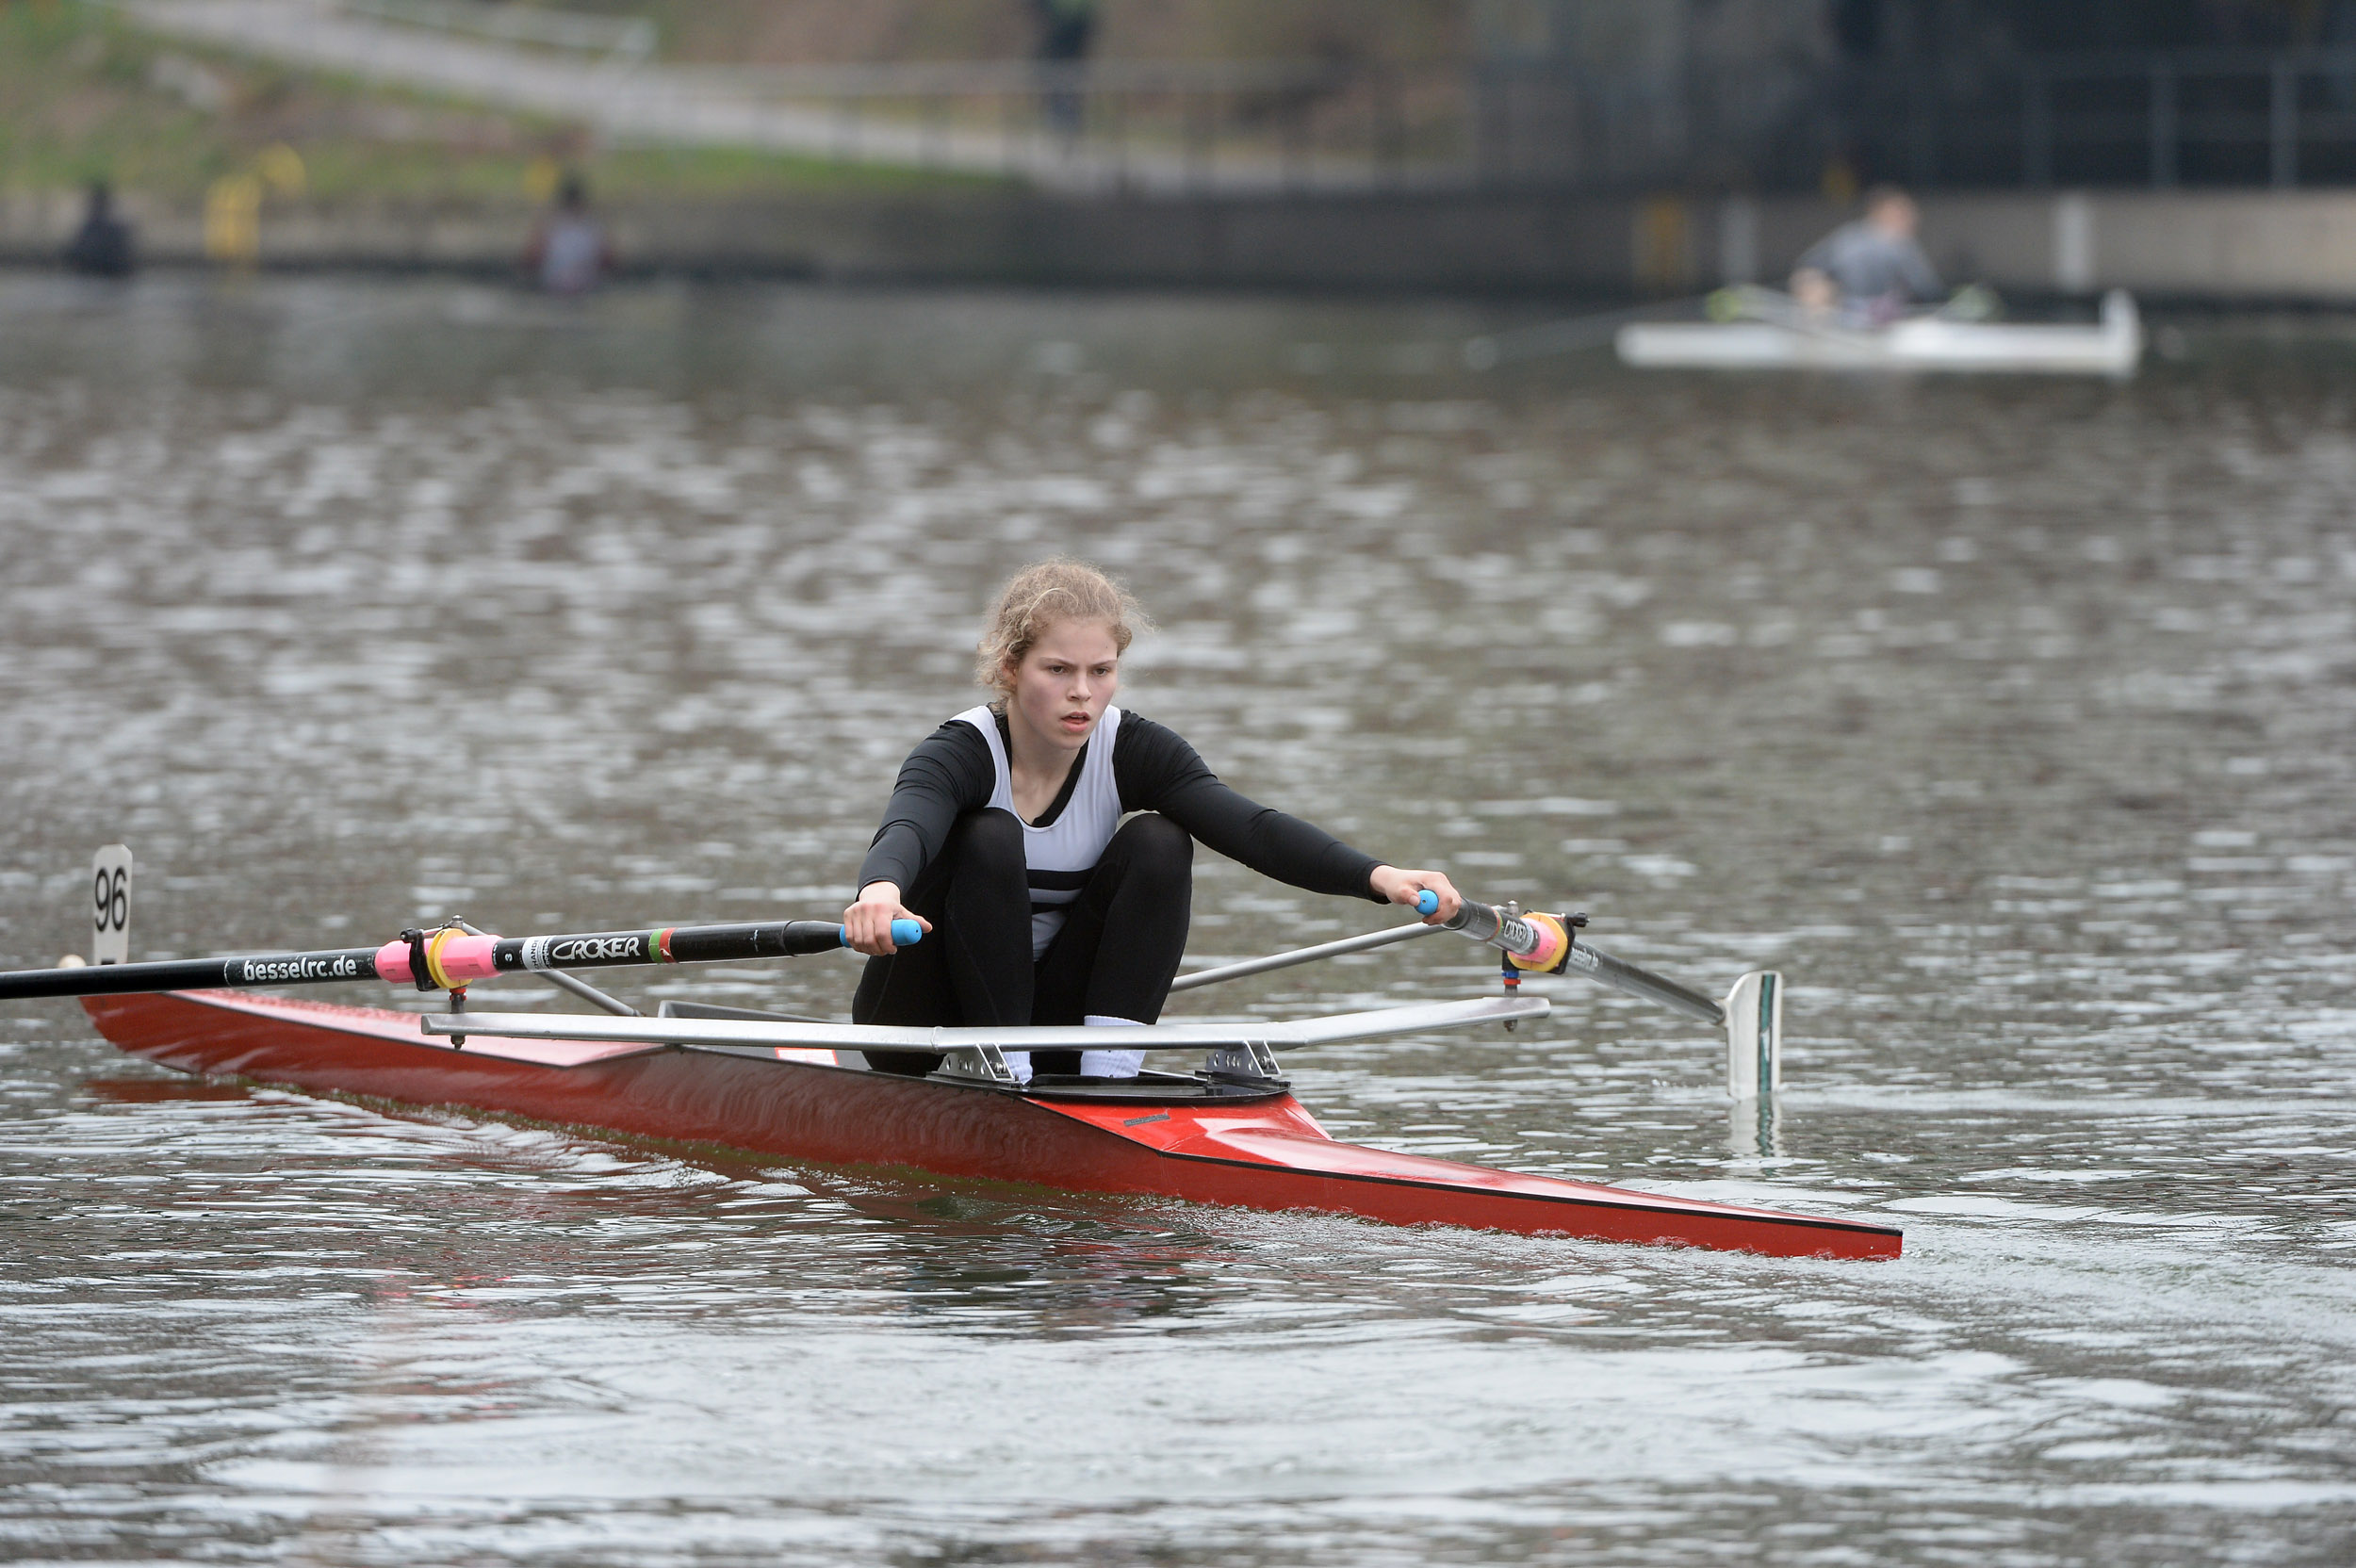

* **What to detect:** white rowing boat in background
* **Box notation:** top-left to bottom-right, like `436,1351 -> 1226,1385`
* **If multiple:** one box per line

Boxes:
1617,289 -> 2142,379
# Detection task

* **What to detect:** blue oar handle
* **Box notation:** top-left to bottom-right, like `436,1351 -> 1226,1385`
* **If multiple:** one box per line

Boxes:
1415,890 -> 1439,916
835,919 -> 926,948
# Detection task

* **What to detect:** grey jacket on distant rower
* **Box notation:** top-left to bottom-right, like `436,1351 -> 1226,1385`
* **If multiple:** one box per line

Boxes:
1795,221 -> 1942,304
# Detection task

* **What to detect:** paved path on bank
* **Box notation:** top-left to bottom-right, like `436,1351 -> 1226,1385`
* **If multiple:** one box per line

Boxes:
123,0 -> 1446,196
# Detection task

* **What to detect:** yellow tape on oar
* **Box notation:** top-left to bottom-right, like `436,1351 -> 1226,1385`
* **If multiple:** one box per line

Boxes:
423,925 -> 468,991
1504,911 -> 1574,972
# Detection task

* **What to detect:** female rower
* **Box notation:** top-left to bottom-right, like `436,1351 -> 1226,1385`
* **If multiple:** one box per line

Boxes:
843,559 -> 1462,1082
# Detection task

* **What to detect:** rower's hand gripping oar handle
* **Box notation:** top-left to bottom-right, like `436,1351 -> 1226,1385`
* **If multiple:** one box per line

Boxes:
1402,890 -> 1576,972
1441,897 -> 1579,972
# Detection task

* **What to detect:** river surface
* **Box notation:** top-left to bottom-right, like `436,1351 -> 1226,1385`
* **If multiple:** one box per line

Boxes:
1,274 -> 2350,1566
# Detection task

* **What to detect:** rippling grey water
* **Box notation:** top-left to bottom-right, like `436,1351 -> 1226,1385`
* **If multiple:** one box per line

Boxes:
1,274 -> 2350,1565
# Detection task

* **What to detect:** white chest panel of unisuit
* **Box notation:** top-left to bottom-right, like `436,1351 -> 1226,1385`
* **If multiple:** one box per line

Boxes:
957,704 -> 1125,957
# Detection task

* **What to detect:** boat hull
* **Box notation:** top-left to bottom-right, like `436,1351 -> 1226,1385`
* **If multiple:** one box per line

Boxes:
81,990 -> 1901,1260
1617,291 -> 2142,378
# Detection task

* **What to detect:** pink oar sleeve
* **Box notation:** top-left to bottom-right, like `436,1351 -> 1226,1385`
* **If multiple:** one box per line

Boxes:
373,933 -> 501,988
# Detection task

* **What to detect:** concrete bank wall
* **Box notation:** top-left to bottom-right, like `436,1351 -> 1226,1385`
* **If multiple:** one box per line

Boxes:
7,186 -> 2356,301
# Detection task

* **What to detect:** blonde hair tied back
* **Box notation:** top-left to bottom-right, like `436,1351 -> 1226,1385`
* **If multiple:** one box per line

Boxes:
974,559 -> 1151,697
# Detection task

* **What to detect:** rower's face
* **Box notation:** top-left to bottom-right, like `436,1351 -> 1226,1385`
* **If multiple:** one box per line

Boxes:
1005,619 -> 1121,751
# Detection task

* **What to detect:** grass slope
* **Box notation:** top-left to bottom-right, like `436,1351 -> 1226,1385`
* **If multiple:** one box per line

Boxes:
0,0 -> 993,204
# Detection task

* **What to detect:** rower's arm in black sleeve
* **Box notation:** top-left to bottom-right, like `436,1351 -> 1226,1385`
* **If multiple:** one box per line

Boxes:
1114,713 -> 1385,903
857,721 -> 995,893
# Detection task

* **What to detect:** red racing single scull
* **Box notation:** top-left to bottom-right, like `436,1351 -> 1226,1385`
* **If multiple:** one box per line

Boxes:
9,850 -> 1900,1260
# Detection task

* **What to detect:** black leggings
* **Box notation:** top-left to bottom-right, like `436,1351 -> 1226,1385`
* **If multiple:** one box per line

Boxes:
852,809 -> 1193,1074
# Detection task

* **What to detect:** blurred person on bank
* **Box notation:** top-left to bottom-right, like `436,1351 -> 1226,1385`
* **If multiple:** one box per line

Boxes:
523,173 -> 612,296
63,182 -> 135,278
1032,0 -> 1096,137
1790,186 -> 1940,325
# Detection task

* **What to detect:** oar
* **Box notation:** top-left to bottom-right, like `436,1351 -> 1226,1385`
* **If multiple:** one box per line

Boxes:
1440,898 -> 1724,1024
446,916 -> 640,1017
1464,295 -> 1710,368
1167,918 -> 1447,992
1432,895 -> 1781,1098
1177,893 -> 1717,1020
1710,283 -> 1997,336
1702,285 -> 1885,343
0,916 -> 924,1003
1172,892 -> 1782,1099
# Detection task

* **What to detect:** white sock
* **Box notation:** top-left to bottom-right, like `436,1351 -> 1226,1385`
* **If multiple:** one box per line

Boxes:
1080,1015 -> 1144,1079
1002,1051 -> 1033,1086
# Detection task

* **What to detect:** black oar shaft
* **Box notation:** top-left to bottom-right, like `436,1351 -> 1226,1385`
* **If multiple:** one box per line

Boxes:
0,919 -> 855,1003
1448,898 -> 1726,1027
1562,941 -> 1726,1026
498,922 -> 846,973
0,948 -> 385,1000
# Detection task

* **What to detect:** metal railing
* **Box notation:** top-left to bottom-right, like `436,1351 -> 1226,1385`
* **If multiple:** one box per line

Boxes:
1468,47 -> 2356,193
1844,48 -> 2356,190
2020,50 -> 2356,188
155,7 -> 2356,194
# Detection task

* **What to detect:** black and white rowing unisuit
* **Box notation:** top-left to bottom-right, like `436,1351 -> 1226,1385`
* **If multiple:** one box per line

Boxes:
859,707 -> 1386,957
959,701 -> 1125,956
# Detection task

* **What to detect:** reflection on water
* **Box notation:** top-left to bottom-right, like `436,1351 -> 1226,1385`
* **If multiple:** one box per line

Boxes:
1,274 -> 2351,1565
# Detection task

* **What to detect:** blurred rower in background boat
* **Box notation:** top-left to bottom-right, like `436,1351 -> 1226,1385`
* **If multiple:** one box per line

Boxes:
1790,186 -> 1942,326
843,560 -> 1461,1084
